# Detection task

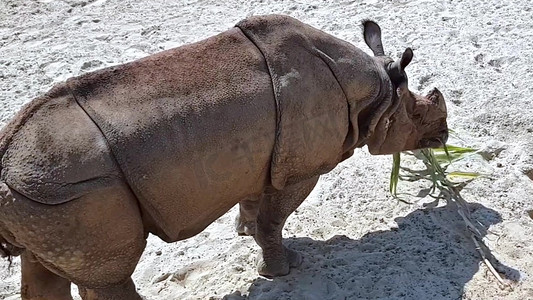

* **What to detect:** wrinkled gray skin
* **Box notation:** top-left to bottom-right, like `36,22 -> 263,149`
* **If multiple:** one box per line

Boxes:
0,15 -> 447,300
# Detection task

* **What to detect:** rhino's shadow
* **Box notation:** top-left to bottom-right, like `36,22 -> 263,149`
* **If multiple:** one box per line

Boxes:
224,203 -> 519,300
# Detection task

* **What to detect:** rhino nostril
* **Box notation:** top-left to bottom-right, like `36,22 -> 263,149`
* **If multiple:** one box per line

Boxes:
441,131 -> 449,143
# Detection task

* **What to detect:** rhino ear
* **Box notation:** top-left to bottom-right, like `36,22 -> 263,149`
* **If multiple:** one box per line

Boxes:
387,48 -> 413,84
362,20 -> 385,56
400,48 -> 413,69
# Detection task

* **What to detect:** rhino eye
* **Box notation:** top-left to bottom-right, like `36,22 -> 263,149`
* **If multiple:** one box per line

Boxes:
412,113 -> 422,121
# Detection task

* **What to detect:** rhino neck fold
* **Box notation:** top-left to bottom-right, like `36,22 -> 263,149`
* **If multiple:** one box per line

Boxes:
305,32 -> 395,155
354,70 -> 395,150
328,55 -> 395,151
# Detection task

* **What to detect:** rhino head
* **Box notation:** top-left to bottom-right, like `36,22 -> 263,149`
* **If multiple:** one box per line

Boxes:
362,21 -> 448,155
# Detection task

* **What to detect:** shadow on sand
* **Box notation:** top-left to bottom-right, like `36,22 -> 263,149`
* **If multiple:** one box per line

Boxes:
223,202 -> 519,300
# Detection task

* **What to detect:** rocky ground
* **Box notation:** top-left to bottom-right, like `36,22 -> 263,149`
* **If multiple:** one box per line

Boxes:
1,0 -> 532,299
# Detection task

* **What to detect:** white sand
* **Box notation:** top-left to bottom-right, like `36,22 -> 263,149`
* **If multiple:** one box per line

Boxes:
1,0 -> 533,299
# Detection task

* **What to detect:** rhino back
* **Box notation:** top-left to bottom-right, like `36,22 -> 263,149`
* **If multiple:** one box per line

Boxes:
0,85 -> 124,204
68,28 -> 276,241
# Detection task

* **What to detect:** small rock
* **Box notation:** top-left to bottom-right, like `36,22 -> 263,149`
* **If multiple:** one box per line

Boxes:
151,273 -> 171,284
80,60 -> 103,71
222,291 -> 246,300
155,250 -> 162,256
233,265 -> 244,272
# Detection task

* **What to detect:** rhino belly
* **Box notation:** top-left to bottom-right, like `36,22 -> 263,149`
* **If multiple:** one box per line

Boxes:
68,27 -> 276,242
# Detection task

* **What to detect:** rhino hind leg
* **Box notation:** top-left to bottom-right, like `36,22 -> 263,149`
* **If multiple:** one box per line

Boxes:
0,182 -> 146,300
254,176 -> 319,278
21,250 -> 73,300
235,197 -> 261,236
77,278 -> 141,300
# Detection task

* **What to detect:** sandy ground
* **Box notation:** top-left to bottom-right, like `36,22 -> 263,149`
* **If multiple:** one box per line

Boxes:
1,0 -> 533,299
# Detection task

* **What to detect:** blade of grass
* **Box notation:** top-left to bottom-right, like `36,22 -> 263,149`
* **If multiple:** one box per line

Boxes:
435,145 -> 478,154
432,145 -> 478,164
389,146 -> 508,287
447,171 -> 482,181
390,152 -> 401,196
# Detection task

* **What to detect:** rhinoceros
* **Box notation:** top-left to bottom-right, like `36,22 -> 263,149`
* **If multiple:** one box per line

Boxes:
0,15 -> 447,300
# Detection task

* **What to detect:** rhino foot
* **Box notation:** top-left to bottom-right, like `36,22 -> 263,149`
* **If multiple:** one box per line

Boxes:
256,247 -> 302,278
236,199 -> 260,236
235,217 -> 256,236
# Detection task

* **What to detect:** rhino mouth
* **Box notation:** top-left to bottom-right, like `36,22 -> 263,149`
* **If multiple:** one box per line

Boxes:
418,138 -> 442,149
418,131 -> 447,149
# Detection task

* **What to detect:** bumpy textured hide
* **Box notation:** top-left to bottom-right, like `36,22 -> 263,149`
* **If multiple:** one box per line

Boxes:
237,15 -> 392,189
67,28 -> 276,241
0,15 -> 393,242
237,16 -> 349,190
0,86 -> 123,205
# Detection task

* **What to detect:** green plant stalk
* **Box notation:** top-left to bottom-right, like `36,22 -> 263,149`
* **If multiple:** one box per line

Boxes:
431,144 -> 478,164
389,144 -> 480,197
390,152 -> 401,196
389,147 -> 509,287
390,147 -> 484,235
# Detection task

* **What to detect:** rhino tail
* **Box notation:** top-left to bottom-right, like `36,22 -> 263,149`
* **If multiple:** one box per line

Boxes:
0,181 -> 24,268
0,236 -> 17,268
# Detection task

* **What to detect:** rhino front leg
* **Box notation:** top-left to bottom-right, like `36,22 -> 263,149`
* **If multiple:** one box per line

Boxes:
235,197 -> 261,236
254,176 -> 319,278
21,250 -> 73,300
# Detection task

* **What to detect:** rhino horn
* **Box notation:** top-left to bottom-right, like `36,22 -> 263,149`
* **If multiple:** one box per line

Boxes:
428,88 -> 447,113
